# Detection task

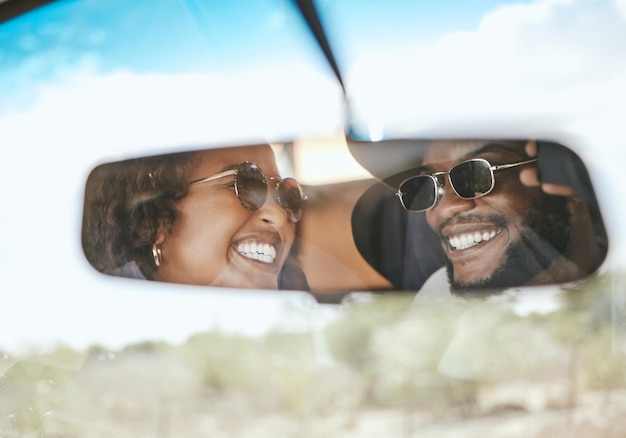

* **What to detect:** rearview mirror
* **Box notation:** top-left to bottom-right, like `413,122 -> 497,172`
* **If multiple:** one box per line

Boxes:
82,137 -> 607,301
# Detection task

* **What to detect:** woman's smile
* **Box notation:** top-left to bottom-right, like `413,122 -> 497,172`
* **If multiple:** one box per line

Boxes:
235,239 -> 278,264
152,145 -> 296,289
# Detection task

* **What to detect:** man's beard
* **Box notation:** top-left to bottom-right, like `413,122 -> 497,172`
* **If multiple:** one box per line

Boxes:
448,194 -> 571,295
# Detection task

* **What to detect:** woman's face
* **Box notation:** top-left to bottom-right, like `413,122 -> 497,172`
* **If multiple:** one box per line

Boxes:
154,145 -> 296,289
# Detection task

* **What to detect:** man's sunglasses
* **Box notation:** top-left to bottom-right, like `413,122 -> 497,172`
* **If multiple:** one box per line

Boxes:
190,161 -> 308,223
396,157 -> 538,212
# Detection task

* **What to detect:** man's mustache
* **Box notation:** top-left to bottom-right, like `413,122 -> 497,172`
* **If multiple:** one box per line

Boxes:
437,213 -> 508,235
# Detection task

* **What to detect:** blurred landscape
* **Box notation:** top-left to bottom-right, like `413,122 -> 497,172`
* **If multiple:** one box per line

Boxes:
2,272 -> 626,437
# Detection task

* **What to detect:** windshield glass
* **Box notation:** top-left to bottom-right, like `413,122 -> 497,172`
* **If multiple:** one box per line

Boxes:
315,0 -> 626,142
0,0 -> 343,147
2,1 -> 625,436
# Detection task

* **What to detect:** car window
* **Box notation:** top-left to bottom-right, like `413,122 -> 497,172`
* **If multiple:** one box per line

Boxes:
0,0 -> 343,151
2,0 -> 626,436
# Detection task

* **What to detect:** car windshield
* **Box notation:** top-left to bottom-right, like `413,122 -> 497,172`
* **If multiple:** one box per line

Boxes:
0,0 -> 343,143
1,1 -> 625,436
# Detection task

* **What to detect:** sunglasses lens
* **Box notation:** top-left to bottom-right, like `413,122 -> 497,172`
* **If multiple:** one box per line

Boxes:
274,178 -> 305,222
399,176 -> 437,211
449,160 -> 494,199
236,163 -> 267,209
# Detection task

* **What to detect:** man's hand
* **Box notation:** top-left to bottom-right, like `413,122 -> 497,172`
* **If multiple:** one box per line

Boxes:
519,140 -> 602,276
519,140 -> 576,196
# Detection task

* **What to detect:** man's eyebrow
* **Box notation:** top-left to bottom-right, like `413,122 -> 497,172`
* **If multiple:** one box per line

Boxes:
412,164 -> 435,174
461,143 -> 528,161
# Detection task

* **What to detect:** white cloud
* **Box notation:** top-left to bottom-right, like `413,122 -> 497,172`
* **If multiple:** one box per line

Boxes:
1,65 -> 342,160
347,0 -> 626,137
615,0 -> 626,18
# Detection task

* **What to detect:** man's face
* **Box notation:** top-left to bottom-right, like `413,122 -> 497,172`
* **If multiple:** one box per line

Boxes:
422,142 -> 570,292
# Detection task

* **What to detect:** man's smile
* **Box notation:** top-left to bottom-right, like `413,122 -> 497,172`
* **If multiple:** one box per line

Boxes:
447,229 -> 500,251
440,222 -> 510,287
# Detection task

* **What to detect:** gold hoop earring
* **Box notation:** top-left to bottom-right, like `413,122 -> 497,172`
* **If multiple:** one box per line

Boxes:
152,244 -> 162,268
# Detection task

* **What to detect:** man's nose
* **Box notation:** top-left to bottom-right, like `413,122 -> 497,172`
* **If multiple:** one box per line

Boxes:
433,178 -> 476,219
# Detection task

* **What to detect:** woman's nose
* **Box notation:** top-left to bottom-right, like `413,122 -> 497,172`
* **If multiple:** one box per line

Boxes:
256,193 -> 289,227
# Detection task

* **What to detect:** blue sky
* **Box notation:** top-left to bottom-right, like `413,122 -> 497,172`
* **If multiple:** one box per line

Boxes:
0,0 -> 327,111
0,0 -> 513,81
0,0 -> 518,113
315,0 -> 514,74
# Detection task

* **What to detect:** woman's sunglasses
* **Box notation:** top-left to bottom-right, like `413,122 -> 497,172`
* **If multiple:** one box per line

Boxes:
190,161 -> 308,223
396,157 -> 538,212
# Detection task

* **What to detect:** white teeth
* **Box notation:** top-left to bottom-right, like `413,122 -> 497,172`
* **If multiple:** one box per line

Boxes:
451,237 -> 460,248
236,241 -> 277,263
460,235 -> 468,247
448,230 -> 498,250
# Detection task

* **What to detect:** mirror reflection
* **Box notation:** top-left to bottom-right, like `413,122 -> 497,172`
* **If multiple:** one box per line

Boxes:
82,144 -> 309,291
82,138 -> 608,300
350,139 -> 608,297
